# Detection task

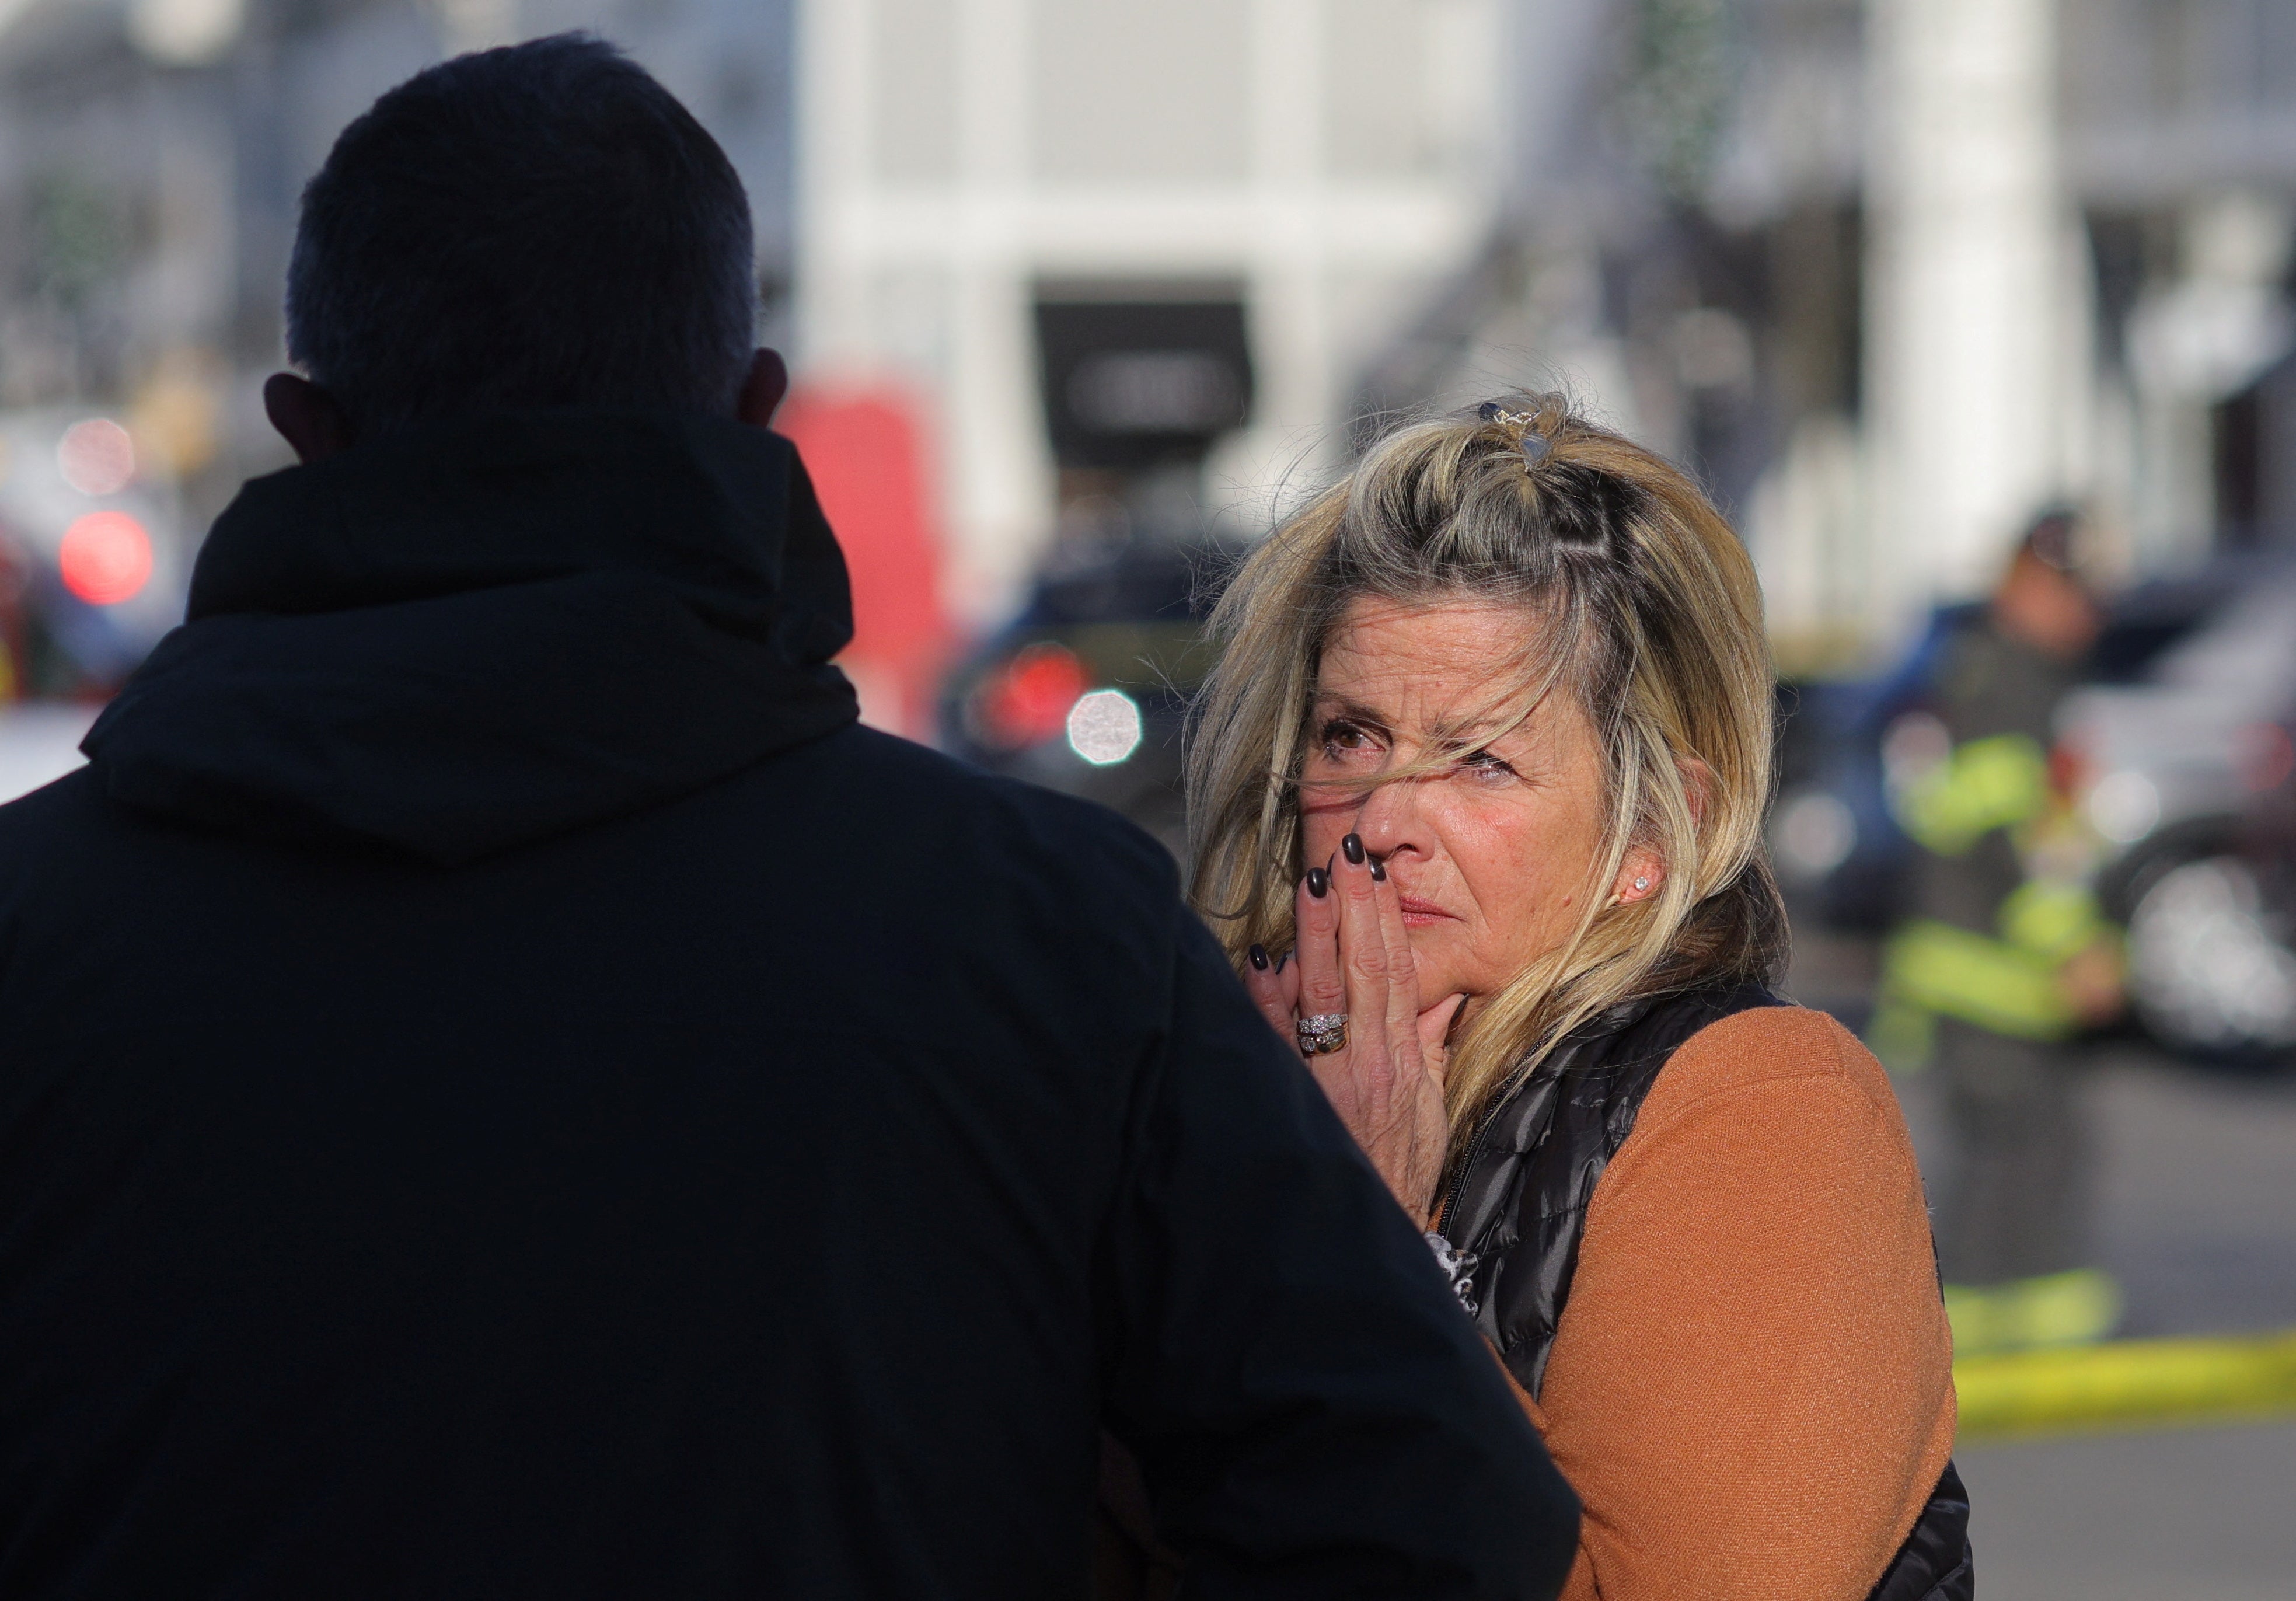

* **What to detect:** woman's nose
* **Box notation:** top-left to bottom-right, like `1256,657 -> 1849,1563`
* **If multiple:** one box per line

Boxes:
1353,777 -> 1421,861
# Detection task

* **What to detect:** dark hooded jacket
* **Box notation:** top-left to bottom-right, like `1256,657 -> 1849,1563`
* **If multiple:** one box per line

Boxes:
0,414 -> 1576,1599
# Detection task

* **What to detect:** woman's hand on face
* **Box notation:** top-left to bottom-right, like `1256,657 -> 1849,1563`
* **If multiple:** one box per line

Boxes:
1244,834 -> 1467,1221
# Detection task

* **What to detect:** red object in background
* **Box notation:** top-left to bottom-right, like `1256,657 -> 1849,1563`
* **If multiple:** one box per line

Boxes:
58,512 -> 153,606
774,387 -> 950,740
973,643 -> 1088,750
2047,736 -> 2090,800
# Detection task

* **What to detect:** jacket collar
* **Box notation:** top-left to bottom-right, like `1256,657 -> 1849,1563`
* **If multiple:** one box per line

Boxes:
85,410 -> 859,864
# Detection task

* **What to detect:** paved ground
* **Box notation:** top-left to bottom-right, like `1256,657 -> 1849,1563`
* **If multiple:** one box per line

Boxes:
1934,1059 -> 2296,1597
1792,928 -> 2296,1596
1957,1421 -> 2296,1600
1894,1047 -> 2296,1339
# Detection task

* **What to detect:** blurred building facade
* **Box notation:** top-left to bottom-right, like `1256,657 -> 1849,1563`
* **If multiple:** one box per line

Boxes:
794,0 -> 1511,624
793,0 -> 2296,668
0,0 -> 2291,698
1851,0 -> 2296,654
1621,0 -> 2296,666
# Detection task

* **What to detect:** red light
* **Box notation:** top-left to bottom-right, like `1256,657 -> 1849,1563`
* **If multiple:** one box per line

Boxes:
973,643 -> 1089,749
58,511 -> 153,605
2048,737 -> 2090,800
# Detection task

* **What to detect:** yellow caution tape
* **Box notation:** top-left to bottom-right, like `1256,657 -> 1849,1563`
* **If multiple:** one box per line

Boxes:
1955,1327 -> 2296,1440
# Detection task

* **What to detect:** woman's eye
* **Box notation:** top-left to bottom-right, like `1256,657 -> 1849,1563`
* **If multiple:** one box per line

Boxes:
1320,720 -> 1373,757
1458,748 -> 1517,782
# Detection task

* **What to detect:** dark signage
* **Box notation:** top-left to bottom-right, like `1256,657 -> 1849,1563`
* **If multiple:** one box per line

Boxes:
1034,294 -> 1253,470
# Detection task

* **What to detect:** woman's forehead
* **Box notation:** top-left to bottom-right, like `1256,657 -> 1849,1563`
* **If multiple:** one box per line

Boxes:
1323,594 -> 1544,665
1316,596 -> 1564,735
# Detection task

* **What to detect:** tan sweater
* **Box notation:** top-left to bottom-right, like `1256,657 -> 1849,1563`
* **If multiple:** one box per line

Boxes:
1504,1004 -> 1956,1600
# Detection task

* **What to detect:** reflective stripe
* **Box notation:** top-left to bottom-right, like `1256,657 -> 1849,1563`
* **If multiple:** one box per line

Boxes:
1998,878 -> 2108,964
1883,918 -> 2075,1040
1945,1268 -> 2122,1354
1894,733 -> 2050,856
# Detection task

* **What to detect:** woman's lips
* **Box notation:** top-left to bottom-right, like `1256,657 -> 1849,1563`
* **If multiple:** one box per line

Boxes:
1397,895 -> 1455,928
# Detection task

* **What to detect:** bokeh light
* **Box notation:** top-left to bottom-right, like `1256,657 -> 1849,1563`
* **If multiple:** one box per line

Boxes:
972,642 -> 1088,750
1066,688 -> 1142,766
58,511 -> 154,605
57,419 -> 137,497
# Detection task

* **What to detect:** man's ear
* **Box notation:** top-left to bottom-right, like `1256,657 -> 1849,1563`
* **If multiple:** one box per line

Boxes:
263,374 -> 355,464
735,348 -> 790,430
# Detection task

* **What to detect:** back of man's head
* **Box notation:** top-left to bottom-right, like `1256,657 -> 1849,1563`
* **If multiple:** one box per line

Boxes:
287,34 -> 756,437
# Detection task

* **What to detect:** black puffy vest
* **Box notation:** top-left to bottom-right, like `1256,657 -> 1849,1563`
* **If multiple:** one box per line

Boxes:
1438,982 -> 1974,1601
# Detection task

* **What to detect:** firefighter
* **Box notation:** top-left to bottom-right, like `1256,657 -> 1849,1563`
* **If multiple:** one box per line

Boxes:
1880,508 -> 2125,1355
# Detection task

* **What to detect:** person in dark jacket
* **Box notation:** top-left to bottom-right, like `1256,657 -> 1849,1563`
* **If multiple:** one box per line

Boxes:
0,37 -> 1578,1600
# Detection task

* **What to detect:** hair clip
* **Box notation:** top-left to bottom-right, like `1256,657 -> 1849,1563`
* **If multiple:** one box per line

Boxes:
1478,401 -> 1553,470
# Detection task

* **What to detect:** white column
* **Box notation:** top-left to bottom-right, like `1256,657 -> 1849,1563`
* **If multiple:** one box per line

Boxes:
1224,0 -> 1332,504
1864,0 -> 2079,623
938,0 -> 1048,624
791,0 -> 875,371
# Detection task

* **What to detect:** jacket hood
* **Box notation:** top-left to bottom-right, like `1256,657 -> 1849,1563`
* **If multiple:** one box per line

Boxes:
83,411 -> 859,864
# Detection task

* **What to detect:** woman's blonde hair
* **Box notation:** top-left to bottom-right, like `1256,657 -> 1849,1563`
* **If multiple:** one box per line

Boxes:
1185,394 -> 1787,1156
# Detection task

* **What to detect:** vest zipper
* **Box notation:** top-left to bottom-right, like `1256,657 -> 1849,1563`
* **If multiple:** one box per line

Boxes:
1436,1105 -> 1501,1246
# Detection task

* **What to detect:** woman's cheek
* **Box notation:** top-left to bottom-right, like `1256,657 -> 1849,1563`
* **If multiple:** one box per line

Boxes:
1477,818 -> 1579,967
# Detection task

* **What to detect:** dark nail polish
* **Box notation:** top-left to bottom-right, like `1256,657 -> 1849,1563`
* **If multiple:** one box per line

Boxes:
1369,855 -> 1386,883
1342,833 -> 1365,866
1250,943 -> 1269,971
1307,867 -> 1329,898
1276,950 -> 1289,974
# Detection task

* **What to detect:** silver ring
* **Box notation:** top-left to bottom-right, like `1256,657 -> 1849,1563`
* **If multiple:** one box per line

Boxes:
1297,1013 -> 1349,1056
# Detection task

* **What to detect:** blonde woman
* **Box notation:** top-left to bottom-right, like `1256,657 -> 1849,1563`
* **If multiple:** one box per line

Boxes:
1185,398 -> 1969,1600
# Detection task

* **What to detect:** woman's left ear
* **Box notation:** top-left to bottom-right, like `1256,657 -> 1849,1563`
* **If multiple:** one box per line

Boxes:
1611,849 -> 1663,905
1610,757 -> 1709,906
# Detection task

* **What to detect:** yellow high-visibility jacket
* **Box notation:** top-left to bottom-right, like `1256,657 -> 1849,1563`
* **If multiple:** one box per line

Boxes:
1880,622 -> 2113,1044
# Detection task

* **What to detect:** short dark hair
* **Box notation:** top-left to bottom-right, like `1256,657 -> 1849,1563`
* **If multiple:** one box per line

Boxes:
286,34 -> 756,434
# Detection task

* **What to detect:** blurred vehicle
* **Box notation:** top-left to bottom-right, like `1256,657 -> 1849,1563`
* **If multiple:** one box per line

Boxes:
1775,557 -> 2296,1066
2062,560 -> 2296,1064
938,530 -> 1237,860
1772,603 -> 1989,936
